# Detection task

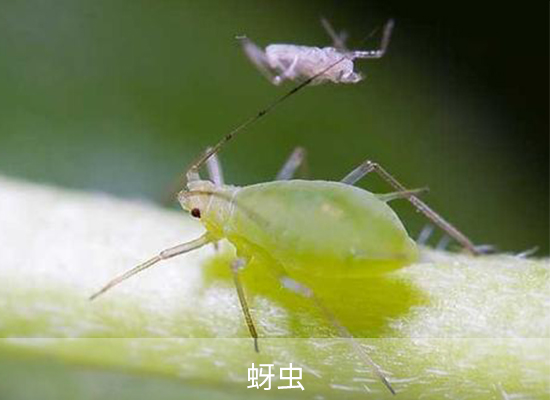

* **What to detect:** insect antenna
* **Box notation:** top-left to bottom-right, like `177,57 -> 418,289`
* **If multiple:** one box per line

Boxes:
185,58 -> 349,180
162,57 -> 345,201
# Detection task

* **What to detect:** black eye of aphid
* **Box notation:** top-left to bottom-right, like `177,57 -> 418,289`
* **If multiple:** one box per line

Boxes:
190,208 -> 201,218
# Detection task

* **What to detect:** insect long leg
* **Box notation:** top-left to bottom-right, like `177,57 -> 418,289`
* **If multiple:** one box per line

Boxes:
320,17 -> 349,51
275,55 -> 299,85
376,187 -> 429,202
416,224 -> 435,246
230,258 -> 260,353
205,150 -> 224,252
279,275 -> 396,395
89,234 -> 212,300
238,36 -> 280,85
206,148 -> 224,187
275,147 -> 308,180
436,235 -> 451,251
352,19 -> 394,59
341,160 -> 479,255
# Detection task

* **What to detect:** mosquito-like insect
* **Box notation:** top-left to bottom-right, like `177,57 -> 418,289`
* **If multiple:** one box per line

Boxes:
90,21 -> 480,394
239,18 -> 394,85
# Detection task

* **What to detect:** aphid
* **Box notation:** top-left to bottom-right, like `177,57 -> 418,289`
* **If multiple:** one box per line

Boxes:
90,25 -> 480,394
239,18 -> 394,85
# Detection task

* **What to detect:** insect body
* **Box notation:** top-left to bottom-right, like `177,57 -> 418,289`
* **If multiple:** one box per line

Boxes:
240,18 -> 394,85
183,179 -> 418,276
246,44 -> 363,85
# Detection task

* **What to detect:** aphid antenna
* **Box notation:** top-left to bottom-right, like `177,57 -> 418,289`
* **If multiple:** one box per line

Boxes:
185,58 -> 344,183
182,18 -> 395,186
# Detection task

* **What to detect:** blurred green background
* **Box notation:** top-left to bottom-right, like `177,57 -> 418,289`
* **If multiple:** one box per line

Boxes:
0,1 -> 547,253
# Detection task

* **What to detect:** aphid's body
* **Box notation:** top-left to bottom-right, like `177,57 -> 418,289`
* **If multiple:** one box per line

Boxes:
240,19 -> 394,85
184,179 -> 418,276
261,45 -> 362,84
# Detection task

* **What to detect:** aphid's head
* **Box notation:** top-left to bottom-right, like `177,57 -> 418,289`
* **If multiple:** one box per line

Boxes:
178,180 -> 234,238
340,69 -> 363,84
328,57 -> 363,84
178,180 -> 216,217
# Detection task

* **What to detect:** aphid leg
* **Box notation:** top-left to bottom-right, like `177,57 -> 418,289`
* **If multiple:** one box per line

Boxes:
377,187 -> 429,202
474,244 -> 496,254
275,147 -> 308,180
515,246 -> 538,258
417,224 -> 435,246
351,18 -> 394,59
320,17 -> 349,51
272,55 -> 299,85
279,275 -> 396,395
89,233 -> 212,301
230,258 -> 260,353
436,235 -> 451,251
341,160 -> 479,255
206,147 -> 224,187
238,36 -> 282,85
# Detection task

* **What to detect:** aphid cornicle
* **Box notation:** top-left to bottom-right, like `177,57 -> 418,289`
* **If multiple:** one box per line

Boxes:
91,19 -> 480,395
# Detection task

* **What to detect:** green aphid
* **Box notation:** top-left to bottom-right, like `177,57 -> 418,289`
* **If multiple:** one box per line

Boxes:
90,50 -> 479,395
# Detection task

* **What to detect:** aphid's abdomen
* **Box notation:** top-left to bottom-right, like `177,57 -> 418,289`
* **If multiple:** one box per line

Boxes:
265,45 -> 360,84
226,180 -> 418,276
